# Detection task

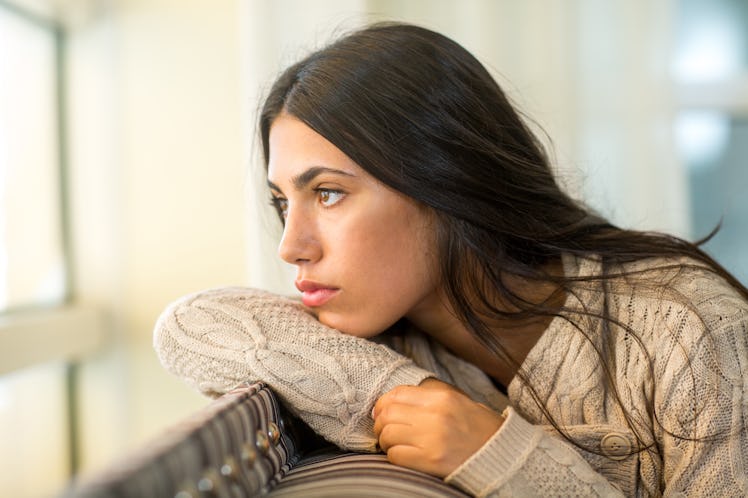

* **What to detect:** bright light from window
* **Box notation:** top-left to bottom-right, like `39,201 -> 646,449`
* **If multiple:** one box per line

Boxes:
672,22 -> 742,82
672,1 -> 746,83
0,9 -> 65,311
674,110 -> 730,171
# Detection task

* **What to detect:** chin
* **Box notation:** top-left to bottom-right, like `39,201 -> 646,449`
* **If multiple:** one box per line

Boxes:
317,311 -> 384,339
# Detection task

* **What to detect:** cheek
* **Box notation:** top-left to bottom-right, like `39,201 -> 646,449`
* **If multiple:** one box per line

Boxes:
331,211 -> 437,331
342,212 -> 430,290
313,189 -> 438,336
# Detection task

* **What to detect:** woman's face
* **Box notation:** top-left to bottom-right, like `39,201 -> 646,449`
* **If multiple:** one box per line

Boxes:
267,113 -> 439,338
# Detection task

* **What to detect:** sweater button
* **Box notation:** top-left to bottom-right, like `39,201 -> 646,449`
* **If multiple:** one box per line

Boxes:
600,432 -> 631,460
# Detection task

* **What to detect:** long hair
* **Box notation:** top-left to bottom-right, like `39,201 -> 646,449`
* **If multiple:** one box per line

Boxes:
259,22 -> 748,455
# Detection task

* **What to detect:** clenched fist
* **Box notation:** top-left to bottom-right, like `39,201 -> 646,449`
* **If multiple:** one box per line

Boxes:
372,377 -> 504,477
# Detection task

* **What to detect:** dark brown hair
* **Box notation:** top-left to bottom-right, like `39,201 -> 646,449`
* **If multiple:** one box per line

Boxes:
259,22 -> 747,455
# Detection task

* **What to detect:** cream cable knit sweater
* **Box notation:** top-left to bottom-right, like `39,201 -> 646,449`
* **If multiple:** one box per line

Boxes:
154,256 -> 748,497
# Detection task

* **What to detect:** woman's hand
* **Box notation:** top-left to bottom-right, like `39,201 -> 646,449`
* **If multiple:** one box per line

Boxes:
372,378 -> 504,477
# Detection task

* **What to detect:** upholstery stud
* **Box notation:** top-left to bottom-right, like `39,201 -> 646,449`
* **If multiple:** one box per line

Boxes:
174,488 -> 197,498
268,422 -> 281,445
220,456 -> 239,481
241,441 -> 258,467
256,430 -> 270,454
197,468 -> 219,495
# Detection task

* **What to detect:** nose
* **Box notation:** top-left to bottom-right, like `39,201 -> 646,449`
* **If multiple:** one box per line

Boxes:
277,206 -> 321,265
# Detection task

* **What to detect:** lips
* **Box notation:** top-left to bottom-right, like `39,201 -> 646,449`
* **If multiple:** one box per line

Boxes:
295,280 -> 340,307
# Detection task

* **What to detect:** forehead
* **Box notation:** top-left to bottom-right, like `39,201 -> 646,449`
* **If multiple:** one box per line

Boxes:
267,113 -> 361,183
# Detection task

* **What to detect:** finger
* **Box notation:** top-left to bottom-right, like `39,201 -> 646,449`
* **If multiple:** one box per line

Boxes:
373,402 -> 423,436
383,445 -> 433,474
377,422 -> 418,452
373,383 -> 448,419
374,385 -> 424,414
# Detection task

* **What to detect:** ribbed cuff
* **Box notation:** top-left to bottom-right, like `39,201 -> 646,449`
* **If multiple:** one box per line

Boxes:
445,407 -> 542,496
377,361 -> 435,395
341,359 -> 435,451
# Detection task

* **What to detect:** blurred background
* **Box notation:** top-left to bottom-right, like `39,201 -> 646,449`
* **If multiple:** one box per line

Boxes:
0,0 -> 746,496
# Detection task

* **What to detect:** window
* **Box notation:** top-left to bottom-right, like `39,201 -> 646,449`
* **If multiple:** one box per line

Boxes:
0,2 -> 68,312
677,113 -> 748,283
0,4 -> 76,496
673,0 -> 748,284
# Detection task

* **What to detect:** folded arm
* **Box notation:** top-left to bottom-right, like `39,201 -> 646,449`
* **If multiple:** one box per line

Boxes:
153,287 -> 434,451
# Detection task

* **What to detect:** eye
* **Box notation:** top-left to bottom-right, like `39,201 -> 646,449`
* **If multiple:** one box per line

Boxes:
269,196 -> 288,219
317,188 -> 345,207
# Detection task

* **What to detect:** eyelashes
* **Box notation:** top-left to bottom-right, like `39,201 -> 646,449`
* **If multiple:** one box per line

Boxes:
317,188 -> 345,207
268,196 -> 289,219
269,188 -> 346,221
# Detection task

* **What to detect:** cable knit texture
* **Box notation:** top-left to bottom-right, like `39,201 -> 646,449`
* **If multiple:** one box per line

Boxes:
153,288 -> 433,451
154,255 -> 748,496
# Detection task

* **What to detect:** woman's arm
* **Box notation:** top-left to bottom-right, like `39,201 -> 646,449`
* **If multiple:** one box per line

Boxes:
153,286 -> 434,451
155,287 -> 626,495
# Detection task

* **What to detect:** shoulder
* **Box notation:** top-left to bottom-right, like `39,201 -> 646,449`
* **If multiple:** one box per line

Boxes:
597,257 -> 747,393
563,254 -> 746,340
600,256 -> 747,331
566,254 -> 747,382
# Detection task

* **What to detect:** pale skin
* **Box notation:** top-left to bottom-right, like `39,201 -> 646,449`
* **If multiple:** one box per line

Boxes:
267,112 -> 561,478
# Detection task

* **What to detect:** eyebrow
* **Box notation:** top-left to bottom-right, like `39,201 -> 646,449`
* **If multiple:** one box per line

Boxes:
267,166 -> 356,192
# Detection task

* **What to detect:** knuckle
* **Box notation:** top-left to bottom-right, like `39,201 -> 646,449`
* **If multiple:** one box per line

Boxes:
441,388 -> 463,403
389,385 -> 407,399
425,446 -> 451,471
386,446 -> 405,466
433,445 -> 450,464
378,405 -> 392,421
378,425 -> 393,447
428,389 -> 454,406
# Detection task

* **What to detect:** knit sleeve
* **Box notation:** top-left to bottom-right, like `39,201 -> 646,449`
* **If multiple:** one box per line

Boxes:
152,287 -> 434,452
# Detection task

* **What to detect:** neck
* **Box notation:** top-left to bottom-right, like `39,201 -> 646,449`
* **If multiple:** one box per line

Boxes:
406,259 -> 565,387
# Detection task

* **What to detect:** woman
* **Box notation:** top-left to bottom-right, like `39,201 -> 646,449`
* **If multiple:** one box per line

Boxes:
155,23 -> 748,496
